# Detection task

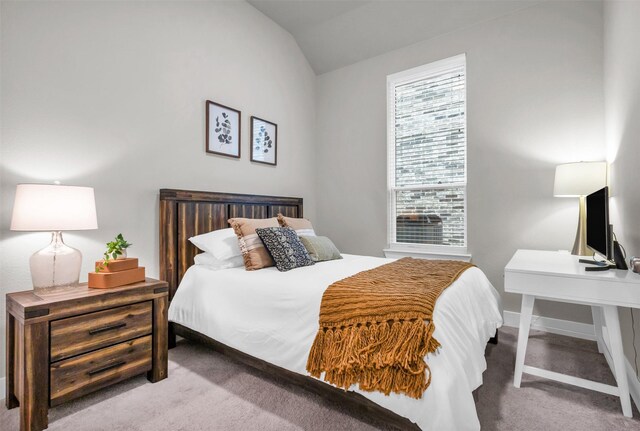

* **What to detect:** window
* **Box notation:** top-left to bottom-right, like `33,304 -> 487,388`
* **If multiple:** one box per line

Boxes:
386,54 -> 467,256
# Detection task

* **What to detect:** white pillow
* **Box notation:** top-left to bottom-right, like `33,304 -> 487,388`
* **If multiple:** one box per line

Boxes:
194,253 -> 244,270
189,228 -> 241,261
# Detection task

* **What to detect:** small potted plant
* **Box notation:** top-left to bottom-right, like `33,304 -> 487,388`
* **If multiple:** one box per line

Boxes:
96,233 -> 132,272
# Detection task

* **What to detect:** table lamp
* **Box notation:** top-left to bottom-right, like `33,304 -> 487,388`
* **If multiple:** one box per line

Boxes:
553,161 -> 607,256
10,184 -> 98,290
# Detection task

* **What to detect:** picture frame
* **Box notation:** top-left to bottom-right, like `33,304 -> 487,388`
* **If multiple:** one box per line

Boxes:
250,116 -> 278,166
206,100 -> 241,158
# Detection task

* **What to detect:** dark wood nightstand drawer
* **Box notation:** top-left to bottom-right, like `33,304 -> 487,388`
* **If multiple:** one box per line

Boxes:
50,335 -> 152,406
50,302 -> 152,361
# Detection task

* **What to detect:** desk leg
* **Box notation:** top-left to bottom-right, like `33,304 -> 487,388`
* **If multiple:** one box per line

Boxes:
514,294 -> 534,388
603,305 -> 632,417
591,306 -> 605,354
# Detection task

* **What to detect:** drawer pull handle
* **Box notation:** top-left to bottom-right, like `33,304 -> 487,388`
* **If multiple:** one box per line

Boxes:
87,361 -> 126,376
89,322 -> 127,335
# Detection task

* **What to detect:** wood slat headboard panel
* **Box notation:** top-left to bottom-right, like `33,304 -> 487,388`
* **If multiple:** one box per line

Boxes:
159,189 -> 303,301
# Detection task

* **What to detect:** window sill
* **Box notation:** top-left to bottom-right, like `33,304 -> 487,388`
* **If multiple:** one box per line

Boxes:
383,247 -> 472,262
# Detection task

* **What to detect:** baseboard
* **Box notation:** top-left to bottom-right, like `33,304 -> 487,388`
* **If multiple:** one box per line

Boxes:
0,377 -> 5,401
503,310 -> 596,340
503,310 -> 640,413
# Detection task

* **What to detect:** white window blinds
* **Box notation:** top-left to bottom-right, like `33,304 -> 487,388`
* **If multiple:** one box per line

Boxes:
387,55 -> 467,250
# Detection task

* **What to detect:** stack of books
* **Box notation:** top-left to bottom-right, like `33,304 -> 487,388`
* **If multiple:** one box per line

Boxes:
88,258 -> 145,289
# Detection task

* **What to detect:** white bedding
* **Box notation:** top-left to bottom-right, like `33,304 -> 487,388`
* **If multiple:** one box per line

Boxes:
168,254 -> 502,430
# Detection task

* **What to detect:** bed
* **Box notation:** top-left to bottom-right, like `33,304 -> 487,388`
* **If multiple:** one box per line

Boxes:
160,189 -> 503,431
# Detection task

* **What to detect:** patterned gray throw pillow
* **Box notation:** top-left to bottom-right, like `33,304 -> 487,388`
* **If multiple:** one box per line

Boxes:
255,227 -> 315,272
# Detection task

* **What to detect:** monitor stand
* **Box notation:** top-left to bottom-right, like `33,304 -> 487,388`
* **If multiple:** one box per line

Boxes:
580,259 -> 616,271
579,240 -> 629,271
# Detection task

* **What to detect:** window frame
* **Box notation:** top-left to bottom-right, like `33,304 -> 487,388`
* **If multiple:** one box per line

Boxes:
385,54 -> 469,259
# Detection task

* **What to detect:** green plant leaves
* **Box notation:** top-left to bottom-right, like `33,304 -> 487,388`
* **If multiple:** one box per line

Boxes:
96,233 -> 132,272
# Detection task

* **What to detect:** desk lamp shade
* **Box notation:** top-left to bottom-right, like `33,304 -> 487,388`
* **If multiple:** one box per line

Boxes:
11,184 -> 98,289
553,162 -> 607,256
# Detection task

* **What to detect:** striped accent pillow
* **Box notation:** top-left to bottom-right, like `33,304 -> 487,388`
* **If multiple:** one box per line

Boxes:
277,214 -> 316,237
228,217 -> 279,270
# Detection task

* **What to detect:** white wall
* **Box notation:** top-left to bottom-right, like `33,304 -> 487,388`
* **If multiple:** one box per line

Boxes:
315,1 -> 605,323
0,1 -> 316,381
604,0 -> 640,375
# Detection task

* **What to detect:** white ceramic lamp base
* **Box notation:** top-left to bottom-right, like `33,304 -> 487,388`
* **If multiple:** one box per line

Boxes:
30,231 -> 82,290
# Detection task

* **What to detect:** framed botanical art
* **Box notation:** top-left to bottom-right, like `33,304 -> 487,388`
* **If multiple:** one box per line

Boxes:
250,116 -> 277,166
206,100 -> 241,158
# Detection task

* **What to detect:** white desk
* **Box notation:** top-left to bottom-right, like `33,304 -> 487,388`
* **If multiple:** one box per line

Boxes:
505,249 -> 640,417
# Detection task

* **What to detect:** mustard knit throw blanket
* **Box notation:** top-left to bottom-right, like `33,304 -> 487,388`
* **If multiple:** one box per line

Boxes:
306,257 -> 474,399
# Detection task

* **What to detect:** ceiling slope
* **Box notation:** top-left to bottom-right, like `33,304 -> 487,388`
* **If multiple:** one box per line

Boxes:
248,0 -> 542,74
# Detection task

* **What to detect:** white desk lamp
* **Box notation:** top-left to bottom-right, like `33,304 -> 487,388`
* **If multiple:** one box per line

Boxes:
10,184 -> 98,290
553,162 -> 607,256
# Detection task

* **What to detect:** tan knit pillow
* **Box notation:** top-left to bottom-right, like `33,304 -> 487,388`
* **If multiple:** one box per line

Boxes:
228,217 -> 279,270
277,214 -> 316,237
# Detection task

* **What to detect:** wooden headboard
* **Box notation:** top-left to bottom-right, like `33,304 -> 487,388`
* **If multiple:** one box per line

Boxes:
159,189 -> 303,301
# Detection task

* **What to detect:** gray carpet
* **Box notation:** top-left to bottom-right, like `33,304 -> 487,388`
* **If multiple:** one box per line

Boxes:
2,327 -> 640,430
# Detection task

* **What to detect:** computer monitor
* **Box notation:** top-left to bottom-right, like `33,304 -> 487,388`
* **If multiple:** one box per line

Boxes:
586,186 -> 611,260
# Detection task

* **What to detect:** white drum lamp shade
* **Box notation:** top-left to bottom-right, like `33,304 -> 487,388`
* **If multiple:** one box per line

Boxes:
11,184 -> 98,290
553,162 -> 607,256
11,184 -> 98,231
554,162 -> 608,197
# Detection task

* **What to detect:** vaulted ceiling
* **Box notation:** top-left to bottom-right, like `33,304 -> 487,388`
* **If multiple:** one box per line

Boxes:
248,0 -> 542,75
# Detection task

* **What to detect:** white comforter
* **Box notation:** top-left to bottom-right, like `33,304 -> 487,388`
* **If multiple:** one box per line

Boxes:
168,254 -> 502,430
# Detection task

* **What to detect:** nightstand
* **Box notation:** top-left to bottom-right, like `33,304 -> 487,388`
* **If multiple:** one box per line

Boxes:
505,249 -> 640,418
5,278 -> 169,431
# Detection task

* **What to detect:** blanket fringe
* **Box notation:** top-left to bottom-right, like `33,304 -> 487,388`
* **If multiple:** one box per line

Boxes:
306,318 -> 439,399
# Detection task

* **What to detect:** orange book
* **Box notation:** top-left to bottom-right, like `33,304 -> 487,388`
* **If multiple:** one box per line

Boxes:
95,257 -> 139,273
88,267 -> 146,289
